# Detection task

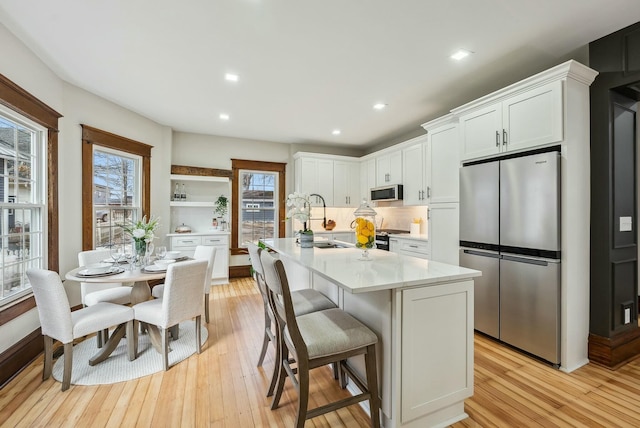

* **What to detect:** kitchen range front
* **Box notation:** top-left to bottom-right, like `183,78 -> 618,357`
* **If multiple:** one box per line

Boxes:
262,238 -> 480,428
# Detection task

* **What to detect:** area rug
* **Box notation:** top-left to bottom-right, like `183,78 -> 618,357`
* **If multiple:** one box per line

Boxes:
52,320 -> 208,385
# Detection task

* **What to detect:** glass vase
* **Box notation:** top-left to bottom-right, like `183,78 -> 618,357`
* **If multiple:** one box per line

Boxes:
354,200 -> 377,261
135,240 -> 146,267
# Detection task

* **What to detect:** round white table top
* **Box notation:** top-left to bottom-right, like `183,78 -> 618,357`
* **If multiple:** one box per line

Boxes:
65,266 -> 167,283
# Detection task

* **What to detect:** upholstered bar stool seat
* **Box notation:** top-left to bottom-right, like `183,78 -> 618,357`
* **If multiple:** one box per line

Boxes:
291,289 -> 337,316
287,308 -> 378,358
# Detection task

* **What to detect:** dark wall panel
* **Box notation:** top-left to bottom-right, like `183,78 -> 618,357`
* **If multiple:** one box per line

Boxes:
612,96 -> 636,249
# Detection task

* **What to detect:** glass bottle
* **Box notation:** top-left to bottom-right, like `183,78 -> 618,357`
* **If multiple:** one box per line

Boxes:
173,183 -> 180,201
181,183 -> 186,200
354,199 -> 377,261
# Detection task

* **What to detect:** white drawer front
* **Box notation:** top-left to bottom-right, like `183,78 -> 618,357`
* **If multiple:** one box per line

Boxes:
203,235 -> 229,246
398,239 -> 430,259
172,236 -> 202,248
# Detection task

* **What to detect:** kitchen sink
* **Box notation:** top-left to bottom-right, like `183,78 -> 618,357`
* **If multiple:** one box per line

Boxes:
314,241 -> 350,249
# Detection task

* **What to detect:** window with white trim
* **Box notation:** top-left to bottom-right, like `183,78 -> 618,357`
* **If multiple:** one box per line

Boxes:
0,107 -> 46,307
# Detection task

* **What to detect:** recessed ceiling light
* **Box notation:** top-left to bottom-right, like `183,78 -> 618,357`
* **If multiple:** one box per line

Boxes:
332,129 -> 341,135
219,113 -> 230,120
451,49 -> 472,60
225,73 -> 239,82
373,103 -> 387,110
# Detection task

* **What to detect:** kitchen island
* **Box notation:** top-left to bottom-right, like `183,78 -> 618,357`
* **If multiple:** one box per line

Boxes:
262,238 -> 481,428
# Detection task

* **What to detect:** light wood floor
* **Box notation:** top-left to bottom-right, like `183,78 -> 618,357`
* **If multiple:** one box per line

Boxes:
1,278 -> 640,427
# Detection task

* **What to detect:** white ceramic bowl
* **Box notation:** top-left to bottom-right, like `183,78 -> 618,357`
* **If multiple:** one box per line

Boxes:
155,259 -> 176,269
165,251 -> 181,259
84,263 -> 113,274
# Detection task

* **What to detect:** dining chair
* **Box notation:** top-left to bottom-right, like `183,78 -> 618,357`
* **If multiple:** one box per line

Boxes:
259,251 -> 381,427
78,249 -> 132,347
151,245 -> 216,323
26,268 -> 136,391
133,259 -> 208,370
247,242 -> 337,397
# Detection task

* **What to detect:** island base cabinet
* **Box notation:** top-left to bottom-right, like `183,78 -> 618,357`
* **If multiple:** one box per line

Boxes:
399,281 -> 474,427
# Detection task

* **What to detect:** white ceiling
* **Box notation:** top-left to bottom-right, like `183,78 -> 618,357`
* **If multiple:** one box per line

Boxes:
1,1 -> 639,149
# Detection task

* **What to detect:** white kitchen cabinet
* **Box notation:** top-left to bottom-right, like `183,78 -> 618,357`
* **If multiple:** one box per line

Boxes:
424,119 -> 460,204
333,160 -> 360,207
360,157 -> 376,203
169,233 -> 229,284
294,156 -> 334,206
428,203 -> 459,265
456,80 -> 563,161
401,139 -> 427,206
375,150 -> 402,186
389,236 -> 430,259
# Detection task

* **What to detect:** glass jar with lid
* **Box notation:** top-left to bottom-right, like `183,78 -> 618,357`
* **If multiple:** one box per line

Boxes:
354,199 -> 377,261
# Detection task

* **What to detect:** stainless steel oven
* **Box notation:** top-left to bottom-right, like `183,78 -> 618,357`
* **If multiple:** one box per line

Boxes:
375,229 -> 409,251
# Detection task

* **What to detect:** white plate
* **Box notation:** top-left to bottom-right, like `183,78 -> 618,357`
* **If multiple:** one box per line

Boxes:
83,263 -> 114,274
77,267 -> 125,277
143,265 -> 167,272
165,251 -> 181,259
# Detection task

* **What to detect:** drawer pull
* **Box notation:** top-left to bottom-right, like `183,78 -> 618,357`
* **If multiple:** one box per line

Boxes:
181,240 -> 196,243
409,245 -> 419,248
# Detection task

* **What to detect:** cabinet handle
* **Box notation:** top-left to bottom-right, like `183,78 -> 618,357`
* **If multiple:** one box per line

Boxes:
182,240 -> 196,243
427,186 -> 431,199
409,244 -> 419,248
503,129 -> 507,145
427,208 -> 430,219
496,131 -> 500,147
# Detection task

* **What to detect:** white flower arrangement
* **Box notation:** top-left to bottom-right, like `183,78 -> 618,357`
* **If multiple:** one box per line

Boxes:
286,192 -> 311,232
120,215 -> 160,244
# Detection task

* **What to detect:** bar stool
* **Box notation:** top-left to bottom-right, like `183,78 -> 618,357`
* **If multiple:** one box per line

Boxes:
260,250 -> 381,428
247,242 -> 336,397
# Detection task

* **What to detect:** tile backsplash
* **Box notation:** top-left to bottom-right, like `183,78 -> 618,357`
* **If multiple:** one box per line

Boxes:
298,204 -> 429,235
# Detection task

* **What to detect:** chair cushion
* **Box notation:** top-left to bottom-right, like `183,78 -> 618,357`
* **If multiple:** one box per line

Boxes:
289,308 -> 378,359
71,302 -> 133,339
151,284 -> 165,299
133,299 -> 164,327
292,289 -> 336,316
84,287 -> 131,306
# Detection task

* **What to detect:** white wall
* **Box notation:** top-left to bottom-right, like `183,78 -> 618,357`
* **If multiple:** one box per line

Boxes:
172,131 -> 293,267
0,22 -> 172,354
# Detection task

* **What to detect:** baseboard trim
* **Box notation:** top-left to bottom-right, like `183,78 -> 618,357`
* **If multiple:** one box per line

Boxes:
588,326 -> 640,369
0,328 -> 42,388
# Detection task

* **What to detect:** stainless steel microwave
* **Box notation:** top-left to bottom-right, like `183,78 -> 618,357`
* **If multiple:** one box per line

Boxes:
371,184 -> 403,201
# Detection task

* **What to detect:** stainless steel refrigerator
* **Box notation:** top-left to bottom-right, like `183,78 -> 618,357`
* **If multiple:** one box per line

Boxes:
459,150 -> 561,366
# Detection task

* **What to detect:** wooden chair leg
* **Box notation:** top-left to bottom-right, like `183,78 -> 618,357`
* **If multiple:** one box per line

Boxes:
133,320 -> 139,357
266,323 -> 280,397
43,336 -> 53,381
270,342 -> 287,410
365,344 -> 381,428
204,293 -> 210,323
257,311 -> 271,367
96,330 -> 103,348
296,362 -> 310,428
126,320 -> 136,361
62,342 -> 73,391
162,328 -> 169,371
195,316 -> 202,354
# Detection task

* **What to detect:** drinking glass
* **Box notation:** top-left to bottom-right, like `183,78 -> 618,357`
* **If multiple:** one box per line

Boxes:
156,246 -> 167,260
110,244 -> 124,267
124,245 -> 135,271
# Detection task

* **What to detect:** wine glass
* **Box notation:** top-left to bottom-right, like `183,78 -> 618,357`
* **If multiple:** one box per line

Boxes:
144,243 -> 155,267
123,245 -> 135,271
156,246 -> 167,260
110,243 -> 124,268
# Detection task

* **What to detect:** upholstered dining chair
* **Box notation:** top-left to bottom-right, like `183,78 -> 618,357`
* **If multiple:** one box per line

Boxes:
78,249 -> 133,347
133,259 -> 208,370
247,242 -> 337,397
151,245 -> 216,323
259,251 -> 381,428
26,268 -> 136,391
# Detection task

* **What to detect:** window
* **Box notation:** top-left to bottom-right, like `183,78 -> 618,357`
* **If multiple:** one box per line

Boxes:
239,170 -> 278,246
231,159 -> 285,253
93,148 -> 142,250
81,125 -> 151,250
0,106 -> 46,307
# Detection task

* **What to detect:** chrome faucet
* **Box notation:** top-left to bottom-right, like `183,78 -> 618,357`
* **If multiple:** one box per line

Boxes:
309,193 -> 327,230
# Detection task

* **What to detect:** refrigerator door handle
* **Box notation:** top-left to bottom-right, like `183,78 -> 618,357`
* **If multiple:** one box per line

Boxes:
463,249 -> 500,258
501,254 -> 550,266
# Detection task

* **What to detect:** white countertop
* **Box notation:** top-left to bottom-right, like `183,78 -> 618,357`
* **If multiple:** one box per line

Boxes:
262,238 -> 480,294
166,231 -> 231,237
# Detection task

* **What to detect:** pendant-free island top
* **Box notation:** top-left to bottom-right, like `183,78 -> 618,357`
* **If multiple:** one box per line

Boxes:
261,238 -> 480,293
261,238 -> 481,428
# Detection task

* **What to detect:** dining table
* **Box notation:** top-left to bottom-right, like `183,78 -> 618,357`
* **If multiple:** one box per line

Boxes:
65,264 -> 169,364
